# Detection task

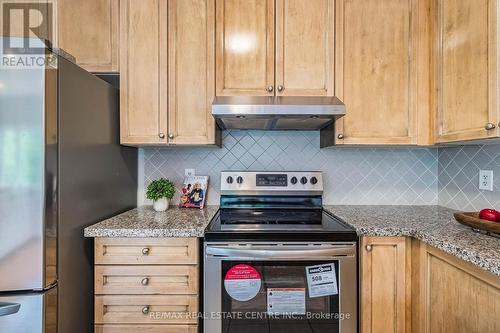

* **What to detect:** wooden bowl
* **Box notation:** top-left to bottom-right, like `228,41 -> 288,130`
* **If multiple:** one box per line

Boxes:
453,212 -> 500,234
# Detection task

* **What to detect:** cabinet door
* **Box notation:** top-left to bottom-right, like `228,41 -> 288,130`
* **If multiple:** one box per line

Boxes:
360,237 -> 410,333
168,0 -> 217,145
119,0 -> 167,144
435,0 -> 499,143
275,0 -> 334,96
57,0 -> 119,72
215,0 -> 275,96
335,0 -> 430,145
413,243 -> 500,333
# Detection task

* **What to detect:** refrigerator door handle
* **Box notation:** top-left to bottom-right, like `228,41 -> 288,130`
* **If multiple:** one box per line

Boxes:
0,302 -> 21,317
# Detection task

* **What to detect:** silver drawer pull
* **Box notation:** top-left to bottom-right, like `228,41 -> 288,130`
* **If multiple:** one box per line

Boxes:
142,306 -> 150,315
141,277 -> 150,286
365,245 -> 373,252
141,247 -> 150,255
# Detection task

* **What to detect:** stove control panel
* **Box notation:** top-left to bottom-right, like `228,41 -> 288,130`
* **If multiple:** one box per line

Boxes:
221,171 -> 323,194
256,174 -> 287,186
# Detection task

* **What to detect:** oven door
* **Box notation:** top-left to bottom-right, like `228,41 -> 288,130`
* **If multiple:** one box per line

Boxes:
204,242 -> 357,333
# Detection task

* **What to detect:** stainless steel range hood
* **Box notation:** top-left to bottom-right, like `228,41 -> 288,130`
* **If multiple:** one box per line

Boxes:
212,96 -> 345,131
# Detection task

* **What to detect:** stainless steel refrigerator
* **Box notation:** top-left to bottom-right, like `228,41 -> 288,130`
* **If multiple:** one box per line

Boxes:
0,38 -> 138,332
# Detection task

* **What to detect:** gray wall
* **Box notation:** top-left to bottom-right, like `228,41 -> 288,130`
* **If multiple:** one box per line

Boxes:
138,130 -> 438,206
438,143 -> 500,210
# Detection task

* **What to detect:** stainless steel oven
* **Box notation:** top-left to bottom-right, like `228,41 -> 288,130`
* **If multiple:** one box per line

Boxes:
204,242 -> 357,332
204,171 -> 358,332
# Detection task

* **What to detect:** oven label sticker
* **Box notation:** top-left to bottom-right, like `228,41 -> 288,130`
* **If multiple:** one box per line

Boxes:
224,264 -> 261,302
305,263 -> 339,298
267,288 -> 306,315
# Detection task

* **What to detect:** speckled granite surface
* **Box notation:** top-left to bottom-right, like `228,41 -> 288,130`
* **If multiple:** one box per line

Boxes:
84,206 -> 218,238
84,204 -> 499,276
324,205 -> 500,276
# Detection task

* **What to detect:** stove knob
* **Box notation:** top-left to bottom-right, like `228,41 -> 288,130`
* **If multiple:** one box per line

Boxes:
236,176 -> 243,184
310,177 -> 318,185
226,176 -> 233,184
290,176 -> 298,185
300,176 -> 308,185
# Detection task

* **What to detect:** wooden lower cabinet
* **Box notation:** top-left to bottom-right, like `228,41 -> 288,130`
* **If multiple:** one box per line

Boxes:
412,241 -> 500,333
94,238 -> 200,332
361,237 -> 500,333
360,237 -> 411,333
94,238 -> 198,265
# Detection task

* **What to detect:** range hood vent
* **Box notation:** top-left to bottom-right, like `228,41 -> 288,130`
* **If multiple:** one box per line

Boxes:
212,96 -> 345,131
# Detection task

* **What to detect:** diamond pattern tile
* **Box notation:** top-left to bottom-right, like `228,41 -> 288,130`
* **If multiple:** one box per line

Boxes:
438,143 -> 500,211
139,130 -> 439,206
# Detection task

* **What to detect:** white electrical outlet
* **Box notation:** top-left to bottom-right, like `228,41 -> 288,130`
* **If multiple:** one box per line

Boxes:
479,170 -> 494,191
185,168 -> 195,176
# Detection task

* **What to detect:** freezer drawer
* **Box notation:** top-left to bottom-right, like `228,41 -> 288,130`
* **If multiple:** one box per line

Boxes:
0,287 -> 57,333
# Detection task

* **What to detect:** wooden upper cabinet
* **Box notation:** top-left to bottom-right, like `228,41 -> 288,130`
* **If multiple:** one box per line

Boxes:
119,0 -> 218,146
335,0 -> 431,145
216,0 -> 275,96
168,0 -> 217,145
435,0 -> 499,143
275,0 -> 335,96
57,0 -> 119,72
120,0 -> 165,144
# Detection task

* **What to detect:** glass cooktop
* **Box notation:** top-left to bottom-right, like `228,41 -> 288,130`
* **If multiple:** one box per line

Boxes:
205,208 -> 357,242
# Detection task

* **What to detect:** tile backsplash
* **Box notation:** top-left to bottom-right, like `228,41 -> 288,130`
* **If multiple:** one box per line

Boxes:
438,143 -> 500,210
139,130 -> 438,206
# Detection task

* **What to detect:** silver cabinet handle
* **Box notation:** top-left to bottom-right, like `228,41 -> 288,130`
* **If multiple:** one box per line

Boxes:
206,245 -> 355,259
142,306 -> 150,315
337,133 -> 344,140
168,133 -> 175,139
277,85 -> 285,92
0,302 -> 21,317
142,247 -> 150,255
266,85 -> 274,93
365,245 -> 372,252
141,277 -> 150,286
485,123 -> 496,130
158,133 -> 165,139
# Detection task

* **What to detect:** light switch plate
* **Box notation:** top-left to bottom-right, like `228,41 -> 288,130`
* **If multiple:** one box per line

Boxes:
479,170 -> 493,191
185,168 -> 195,177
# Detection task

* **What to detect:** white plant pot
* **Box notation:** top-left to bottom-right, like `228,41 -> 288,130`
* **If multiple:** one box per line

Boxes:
153,198 -> 169,212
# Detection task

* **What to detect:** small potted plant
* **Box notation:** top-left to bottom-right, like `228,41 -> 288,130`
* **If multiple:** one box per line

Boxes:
146,178 -> 176,212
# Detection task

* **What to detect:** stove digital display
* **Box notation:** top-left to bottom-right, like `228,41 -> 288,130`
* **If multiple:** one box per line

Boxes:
256,174 -> 288,186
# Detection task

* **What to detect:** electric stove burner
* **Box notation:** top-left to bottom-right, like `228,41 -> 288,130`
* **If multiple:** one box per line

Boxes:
219,209 -> 323,225
204,171 -> 357,242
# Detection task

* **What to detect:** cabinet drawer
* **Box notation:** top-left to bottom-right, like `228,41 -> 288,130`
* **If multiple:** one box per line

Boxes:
95,266 -> 198,295
95,325 -> 197,333
95,238 -> 198,265
95,295 -> 198,325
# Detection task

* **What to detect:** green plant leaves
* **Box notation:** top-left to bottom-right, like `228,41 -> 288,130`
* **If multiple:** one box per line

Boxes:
146,178 -> 176,201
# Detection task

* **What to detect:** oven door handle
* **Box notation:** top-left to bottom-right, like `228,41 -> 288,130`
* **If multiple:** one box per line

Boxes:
205,246 -> 355,259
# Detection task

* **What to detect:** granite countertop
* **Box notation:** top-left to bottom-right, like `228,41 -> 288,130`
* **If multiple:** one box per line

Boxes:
84,206 -> 219,238
324,205 -> 500,276
84,204 -> 500,276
